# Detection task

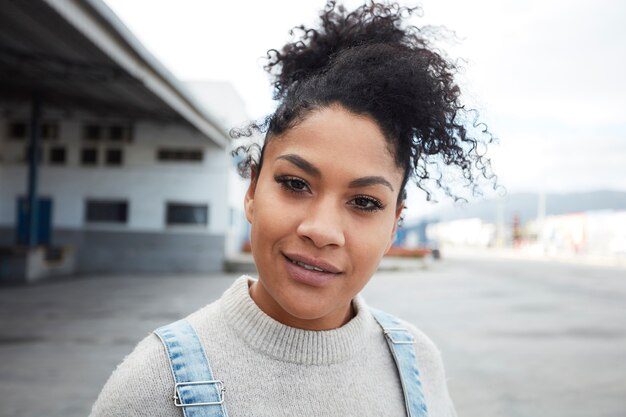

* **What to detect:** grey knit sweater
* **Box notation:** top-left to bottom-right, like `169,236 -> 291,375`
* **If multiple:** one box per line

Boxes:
90,276 -> 457,417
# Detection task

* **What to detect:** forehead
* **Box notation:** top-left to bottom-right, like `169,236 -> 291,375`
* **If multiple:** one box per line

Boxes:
265,105 -> 402,179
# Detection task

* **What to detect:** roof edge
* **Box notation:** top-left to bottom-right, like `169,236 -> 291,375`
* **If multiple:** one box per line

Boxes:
43,0 -> 230,148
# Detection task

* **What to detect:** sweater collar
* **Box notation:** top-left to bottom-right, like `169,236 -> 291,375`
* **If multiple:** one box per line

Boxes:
219,276 -> 372,365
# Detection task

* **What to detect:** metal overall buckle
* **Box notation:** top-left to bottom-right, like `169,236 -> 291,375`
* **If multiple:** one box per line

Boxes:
173,380 -> 226,407
383,328 -> 416,345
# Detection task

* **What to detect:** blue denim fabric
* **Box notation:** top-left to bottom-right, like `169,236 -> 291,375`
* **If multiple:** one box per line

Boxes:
156,310 -> 427,417
371,309 -> 429,417
154,320 -> 228,417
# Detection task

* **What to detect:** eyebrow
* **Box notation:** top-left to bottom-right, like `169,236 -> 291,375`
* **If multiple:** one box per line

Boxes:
348,176 -> 394,192
276,154 -> 321,178
276,153 -> 394,192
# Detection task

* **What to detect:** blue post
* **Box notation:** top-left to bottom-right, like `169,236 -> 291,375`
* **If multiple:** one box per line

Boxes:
26,93 -> 42,247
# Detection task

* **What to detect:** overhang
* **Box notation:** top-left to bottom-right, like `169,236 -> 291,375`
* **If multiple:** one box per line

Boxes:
0,0 -> 229,148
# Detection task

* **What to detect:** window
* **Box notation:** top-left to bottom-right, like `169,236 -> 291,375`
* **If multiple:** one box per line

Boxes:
83,123 -> 132,142
166,203 -> 209,226
49,147 -> 66,165
41,123 -> 59,140
7,121 -> 58,140
83,125 -> 101,141
8,122 -> 27,140
157,149 -> 204,162
109,126 -> 124,141
85,200 -> 128,223
105,149 -> 123,166
81,148 -> 98,166
109,125 -> 132,141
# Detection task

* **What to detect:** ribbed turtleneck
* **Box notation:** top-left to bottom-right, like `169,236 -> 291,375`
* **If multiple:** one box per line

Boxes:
219,276 -> 371,365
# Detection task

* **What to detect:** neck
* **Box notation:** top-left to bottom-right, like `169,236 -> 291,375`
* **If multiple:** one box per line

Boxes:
248,280 -> 354,330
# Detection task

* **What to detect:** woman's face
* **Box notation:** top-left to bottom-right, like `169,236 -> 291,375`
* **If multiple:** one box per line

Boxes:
245,105 -> 404,330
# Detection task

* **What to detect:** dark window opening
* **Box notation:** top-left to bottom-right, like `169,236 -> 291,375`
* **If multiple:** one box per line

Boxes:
166,203 -> 209,226
49,147 -> 66,165
109,126 -> 124,141
8,121 -> 59,140
81,148 -> 98,165
105,149 -> 123,166
109,125 -> 131,141
41,123 -> 59,140
157,149 -> 204,162
8,122 -> 27,140
83,125 -> 101,141
86,200 -> 128,223
83,123 -> 132,142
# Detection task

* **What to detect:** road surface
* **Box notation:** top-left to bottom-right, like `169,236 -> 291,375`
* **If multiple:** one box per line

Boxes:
0,255 -> 624,417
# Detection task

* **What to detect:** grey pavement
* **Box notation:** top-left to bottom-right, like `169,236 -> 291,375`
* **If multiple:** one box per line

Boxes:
1,256 -> 625,417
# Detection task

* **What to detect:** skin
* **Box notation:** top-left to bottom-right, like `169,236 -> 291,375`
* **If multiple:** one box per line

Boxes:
245,104 -> 405,331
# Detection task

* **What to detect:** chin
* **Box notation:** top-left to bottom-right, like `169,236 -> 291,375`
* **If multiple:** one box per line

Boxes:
283,291 -> 355,330
280,293 -> 335,321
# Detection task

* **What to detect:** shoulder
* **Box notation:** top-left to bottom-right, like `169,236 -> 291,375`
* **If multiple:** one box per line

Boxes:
369,308 -> 457,417
89,332 -> 177,417
370,309 -> 444,377
399,319 -> 458,417
368,308 -> 442,362
89,302 -> 224,417
400,319 -> 445,369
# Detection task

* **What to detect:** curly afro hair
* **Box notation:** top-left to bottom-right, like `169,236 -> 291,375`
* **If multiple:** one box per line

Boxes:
233,0 -> 497,203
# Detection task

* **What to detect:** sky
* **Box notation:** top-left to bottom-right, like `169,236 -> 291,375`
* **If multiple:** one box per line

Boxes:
104,0 -> 626,217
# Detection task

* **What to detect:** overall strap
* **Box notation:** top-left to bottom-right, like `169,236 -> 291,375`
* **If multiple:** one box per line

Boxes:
370,309 -> 429,417
154,319 -> 228,417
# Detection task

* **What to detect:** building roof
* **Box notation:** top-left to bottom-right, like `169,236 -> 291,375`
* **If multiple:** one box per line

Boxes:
0,0 -> 228,147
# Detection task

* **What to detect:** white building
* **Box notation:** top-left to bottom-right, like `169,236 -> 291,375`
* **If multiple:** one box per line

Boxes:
0,0 -> 234,275
186,81 -> 254,259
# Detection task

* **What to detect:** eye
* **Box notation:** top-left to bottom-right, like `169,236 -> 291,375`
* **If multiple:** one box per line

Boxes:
274,175 -> 311,193
349,195 -> 385,212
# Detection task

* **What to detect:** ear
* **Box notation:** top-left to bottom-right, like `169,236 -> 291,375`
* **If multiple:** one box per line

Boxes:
244,168 -> 258,224
384,202 -> 404,254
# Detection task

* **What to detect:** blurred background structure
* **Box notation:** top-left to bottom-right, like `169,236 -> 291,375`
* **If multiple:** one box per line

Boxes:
2,0 -> 625,280
396,191 -> 626,267
0,0 -> 249,283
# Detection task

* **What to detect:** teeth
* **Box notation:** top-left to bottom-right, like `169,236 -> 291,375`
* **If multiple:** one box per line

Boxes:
292,259 -> 325,272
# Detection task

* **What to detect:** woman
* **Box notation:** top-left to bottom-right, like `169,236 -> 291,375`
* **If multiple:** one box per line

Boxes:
90,2 -> 494,416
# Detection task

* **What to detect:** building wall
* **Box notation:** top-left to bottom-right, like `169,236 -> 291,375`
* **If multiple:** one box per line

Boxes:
0,109 -> 229,273
0,227 -> 225,273
0,115 -> 229,232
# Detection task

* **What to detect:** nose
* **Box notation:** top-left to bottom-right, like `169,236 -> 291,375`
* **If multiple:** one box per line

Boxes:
296,197 -> 346,248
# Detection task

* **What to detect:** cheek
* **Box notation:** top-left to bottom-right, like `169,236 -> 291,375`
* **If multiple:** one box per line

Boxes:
346,216 -> 396,264
350,232 -> 386,261
250,187 -> 299,242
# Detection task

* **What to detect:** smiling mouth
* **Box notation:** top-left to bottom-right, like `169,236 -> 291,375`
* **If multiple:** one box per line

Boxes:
288,258 -> 326,272
283,253 -> 341,274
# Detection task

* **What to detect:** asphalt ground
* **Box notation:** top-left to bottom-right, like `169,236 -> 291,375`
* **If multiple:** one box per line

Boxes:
1,255 -> 625,417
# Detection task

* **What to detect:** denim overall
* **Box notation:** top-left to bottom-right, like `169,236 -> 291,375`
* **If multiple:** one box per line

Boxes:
154,308 -> 429,417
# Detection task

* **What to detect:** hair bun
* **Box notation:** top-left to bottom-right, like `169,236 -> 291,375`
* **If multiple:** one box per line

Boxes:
265,1 -> 421,100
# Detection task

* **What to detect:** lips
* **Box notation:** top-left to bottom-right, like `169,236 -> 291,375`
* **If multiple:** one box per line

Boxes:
283,253 -> 342,274
282,252 -> 342,287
